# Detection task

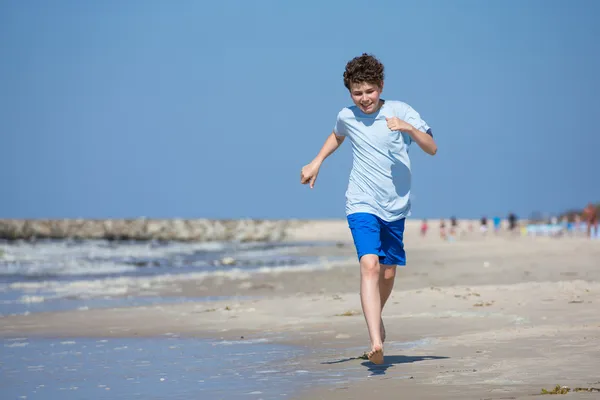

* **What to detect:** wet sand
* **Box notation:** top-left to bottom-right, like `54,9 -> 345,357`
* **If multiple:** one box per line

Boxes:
2,220 -> 600,399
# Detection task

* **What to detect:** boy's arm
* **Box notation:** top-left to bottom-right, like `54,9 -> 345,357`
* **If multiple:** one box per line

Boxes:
406,126 -> 437,155
386,117 -> 437,156
300,132 -> 345,188
313,132 -> 345,164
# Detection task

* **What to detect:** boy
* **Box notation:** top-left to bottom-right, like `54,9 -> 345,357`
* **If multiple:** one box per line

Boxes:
300,53 -> 437,364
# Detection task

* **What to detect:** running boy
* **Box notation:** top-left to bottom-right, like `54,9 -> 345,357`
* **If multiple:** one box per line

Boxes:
300,54 -> 437,364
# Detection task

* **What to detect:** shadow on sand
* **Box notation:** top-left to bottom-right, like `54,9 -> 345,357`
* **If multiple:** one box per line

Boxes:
322,354 -> 449,376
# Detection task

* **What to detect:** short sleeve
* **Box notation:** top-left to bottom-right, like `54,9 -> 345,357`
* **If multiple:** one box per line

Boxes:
333,111 -> 348,136
404,105 -> 433,137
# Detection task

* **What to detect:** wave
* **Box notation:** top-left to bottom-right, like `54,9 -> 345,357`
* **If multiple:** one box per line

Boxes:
0,240 -> 327,279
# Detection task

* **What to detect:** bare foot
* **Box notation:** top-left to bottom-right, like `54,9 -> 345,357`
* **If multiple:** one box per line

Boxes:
381,318 -> 386,343
367,344 -> 384,365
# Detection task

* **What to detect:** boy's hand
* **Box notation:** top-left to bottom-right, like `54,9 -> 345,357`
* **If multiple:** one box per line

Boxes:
300,161 -> 321,189
386,117 -> 414,133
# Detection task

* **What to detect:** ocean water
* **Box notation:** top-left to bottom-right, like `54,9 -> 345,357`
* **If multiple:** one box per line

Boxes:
1,336 -> 330,400
0,239 -> 347,316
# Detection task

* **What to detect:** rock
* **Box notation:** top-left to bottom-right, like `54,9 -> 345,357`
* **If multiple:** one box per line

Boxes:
0,219 -> 294,242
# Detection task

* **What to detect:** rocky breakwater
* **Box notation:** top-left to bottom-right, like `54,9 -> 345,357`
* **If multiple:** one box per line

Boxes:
0,219 -> 300,242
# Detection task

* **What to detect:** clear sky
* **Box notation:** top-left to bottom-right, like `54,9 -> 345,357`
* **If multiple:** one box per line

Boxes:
1,0 -> 599,220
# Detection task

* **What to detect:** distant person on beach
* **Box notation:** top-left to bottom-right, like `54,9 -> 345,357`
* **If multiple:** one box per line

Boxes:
480,216 -> 488,234
583,203 -> 598,238
439,219 -> 447,240
450,216 -> 458,237
493,216 -> 501,233
566,214 -> 575,235
507,213 -> 518,232
420,219 -> 429,237
300,53 -> 437,364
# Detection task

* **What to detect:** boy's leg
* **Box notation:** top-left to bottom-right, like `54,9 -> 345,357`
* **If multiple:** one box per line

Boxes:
359,254 -> 384,363
347,213 -> 385,364
379,263 -> 397,342
379,264 -> 397,308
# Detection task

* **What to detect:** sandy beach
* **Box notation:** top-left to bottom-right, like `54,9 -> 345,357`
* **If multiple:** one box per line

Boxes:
2,219 -> 600,399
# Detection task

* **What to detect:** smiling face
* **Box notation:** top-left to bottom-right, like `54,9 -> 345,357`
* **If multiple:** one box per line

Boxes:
349,81 -> 383,114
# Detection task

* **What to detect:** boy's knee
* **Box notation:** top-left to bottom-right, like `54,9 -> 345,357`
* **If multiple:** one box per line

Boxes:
360,255 -> 380,276
382,265 -> 397,280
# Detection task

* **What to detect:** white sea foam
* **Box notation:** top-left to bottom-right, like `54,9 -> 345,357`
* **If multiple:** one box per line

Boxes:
0,240 -> 233,277
18,295 -> 46,304
1,240 -> 230,261
2,257 -> 351,304
0,260 -> 138,277
213,338 -> 270,346
4,342 -> 29,348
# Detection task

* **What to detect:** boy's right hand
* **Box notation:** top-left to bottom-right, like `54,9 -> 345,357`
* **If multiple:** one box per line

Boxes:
300,161 -> 321,189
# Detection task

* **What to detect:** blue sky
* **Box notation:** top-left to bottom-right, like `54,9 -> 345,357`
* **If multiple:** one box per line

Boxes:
1,0 -> 599,220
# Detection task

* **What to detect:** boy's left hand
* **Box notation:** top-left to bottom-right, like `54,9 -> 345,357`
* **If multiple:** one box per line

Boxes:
386,117 -> 414,133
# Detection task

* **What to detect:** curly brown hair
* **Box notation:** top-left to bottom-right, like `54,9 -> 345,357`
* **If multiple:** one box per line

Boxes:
343,53 -> 385,90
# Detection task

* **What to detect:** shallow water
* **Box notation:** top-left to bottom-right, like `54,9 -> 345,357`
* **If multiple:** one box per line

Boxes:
0,293 -> 252,316
1,336 -> 308,399
1,335 -> 433,399
0,335 -> 392,400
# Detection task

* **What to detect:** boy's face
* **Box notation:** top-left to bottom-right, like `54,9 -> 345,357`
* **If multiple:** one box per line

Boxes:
349,82 -> 383,114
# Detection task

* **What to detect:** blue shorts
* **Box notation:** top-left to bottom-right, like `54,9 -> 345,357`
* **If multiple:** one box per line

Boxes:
347,212 -> 406,266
